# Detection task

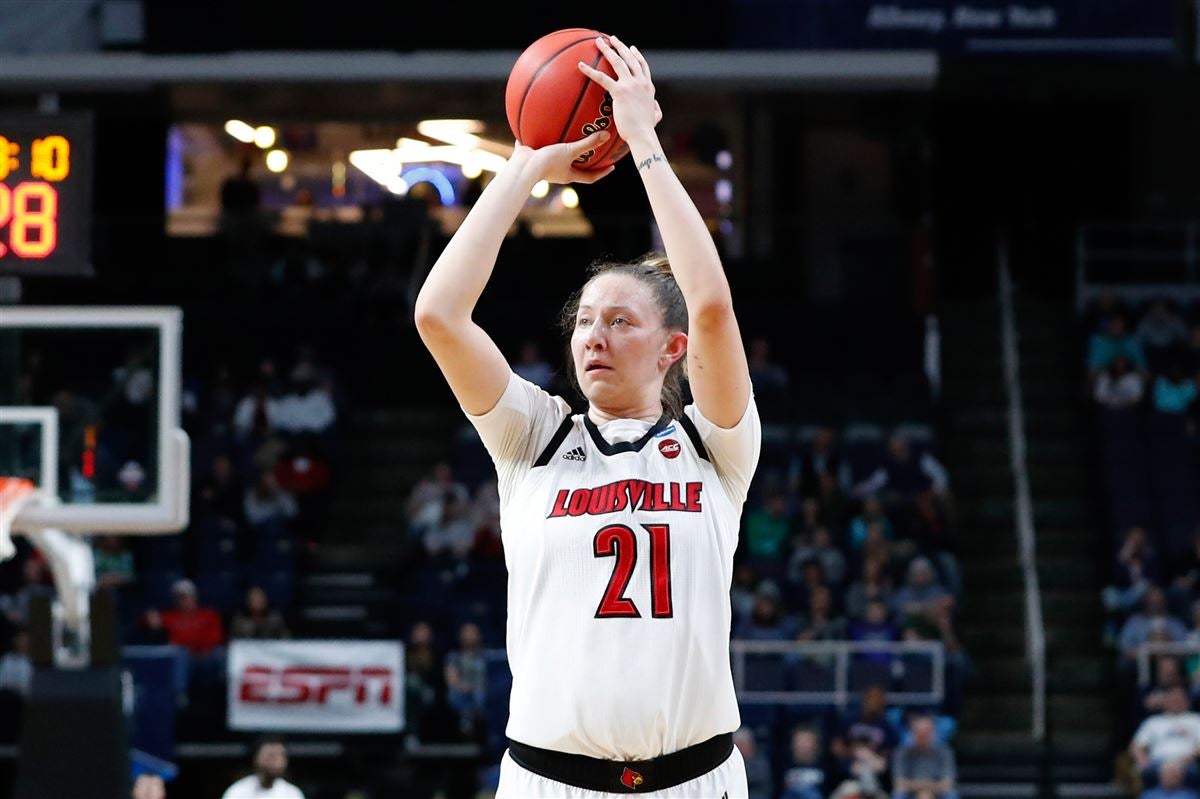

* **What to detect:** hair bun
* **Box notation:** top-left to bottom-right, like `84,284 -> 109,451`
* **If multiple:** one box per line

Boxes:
638,252 -> 672,275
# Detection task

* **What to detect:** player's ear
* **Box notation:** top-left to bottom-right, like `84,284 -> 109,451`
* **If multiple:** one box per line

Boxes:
661,330 -> 687,368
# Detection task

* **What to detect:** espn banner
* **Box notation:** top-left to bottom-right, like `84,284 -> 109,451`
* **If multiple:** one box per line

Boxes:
228,640 -> 404,732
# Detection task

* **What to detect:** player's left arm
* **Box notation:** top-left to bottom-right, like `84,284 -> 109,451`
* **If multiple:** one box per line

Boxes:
580,36 -> 751,429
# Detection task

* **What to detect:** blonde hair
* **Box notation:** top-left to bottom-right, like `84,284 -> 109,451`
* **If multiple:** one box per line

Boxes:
558,252 -> 689,418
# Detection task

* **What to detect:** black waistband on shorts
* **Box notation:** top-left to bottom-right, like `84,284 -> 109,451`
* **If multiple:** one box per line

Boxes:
506,732 -> 734,793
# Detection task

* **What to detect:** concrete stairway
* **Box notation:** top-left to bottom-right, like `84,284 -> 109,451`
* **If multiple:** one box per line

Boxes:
938,293 -> 1119,795
292,406 -> 464,639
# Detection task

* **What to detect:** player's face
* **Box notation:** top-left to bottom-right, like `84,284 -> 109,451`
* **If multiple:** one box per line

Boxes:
571,274 -> 679,409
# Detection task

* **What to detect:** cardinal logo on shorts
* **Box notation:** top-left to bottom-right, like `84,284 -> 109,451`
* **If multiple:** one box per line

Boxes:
620,767 -> 644,790
658,439 -> 680,459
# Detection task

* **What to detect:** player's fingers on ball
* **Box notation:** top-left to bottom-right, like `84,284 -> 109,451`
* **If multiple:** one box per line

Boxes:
608,35 -> 641,77
573,130 -> 610,156
577,61 -> 616,91
576,166 -> 615,184
595,36 -> 632,79
630,44 -> 651,78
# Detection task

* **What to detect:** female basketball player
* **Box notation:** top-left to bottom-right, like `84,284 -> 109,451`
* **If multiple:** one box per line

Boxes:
415,35 -> 759,798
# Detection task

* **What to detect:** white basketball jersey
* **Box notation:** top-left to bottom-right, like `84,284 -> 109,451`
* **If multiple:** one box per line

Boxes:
465,371 -> 762,762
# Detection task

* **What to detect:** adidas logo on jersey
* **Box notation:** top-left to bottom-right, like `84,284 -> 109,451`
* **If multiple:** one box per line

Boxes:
562,446 -> 587,462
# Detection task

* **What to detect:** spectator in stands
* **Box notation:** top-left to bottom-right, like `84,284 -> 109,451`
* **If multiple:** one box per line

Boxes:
405,621 -> 442,738
230,586 -> 290,639
1094,355 -> 1146,410
792,427 -> 844,500
275,362 -> 337,436
405,463 -> 469,542
0,627 -> 32,698
892,714 -> 958,799
1137,300 -> 1190,367
1130,685 -> 1200,790
893,557 -> 953,625
233,380 -> 281,441
194,453 -> 245,528
469,478 -> 503,560
131,773 -> 167,799
1143,759 -> 1200,799
144,579 -> 224,657
831,685 -> 896,796
850,599 -> 900,663
782,726 -> 832,799
1119,587 -> 1189,662
1169,531 -> 1200,616
863,523 -> 897,574
731,563 -> 760,624
424,494 -> 477,570
0,555 -> 55,626
793,497 -> 824,540
851,497 -> 895,552
734,726 -> 773,799
1153,362 -> 1198,416
906,490 -> 953,556
852,435 -> 950,515
221,735 -> 305,799
513,340 -> 555,389
1086,291 -> 1128,334
1104,526 -> 1160,616
1142,656 -> 1189,717
244,471 -> 299,529
1088,314 -> 1148,375
797,585 -> 847,642
734,581 -> 797,640
93,536 -> 135,593
745,493 -> 793,571
900,603 -> 967,715
445,622 -> 486,737
790,526 -> 848,587
847,556 -> 895,620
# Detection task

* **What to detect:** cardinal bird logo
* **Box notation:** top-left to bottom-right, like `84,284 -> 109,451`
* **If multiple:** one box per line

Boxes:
620,767 -> 645,790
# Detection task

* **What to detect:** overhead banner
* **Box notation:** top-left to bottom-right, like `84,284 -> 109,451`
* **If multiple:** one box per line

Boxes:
731,0 -> 1178,57
228,640 -> 404,732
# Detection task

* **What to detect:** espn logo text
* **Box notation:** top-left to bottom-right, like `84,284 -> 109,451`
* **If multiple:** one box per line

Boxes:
238,665 -> 395,706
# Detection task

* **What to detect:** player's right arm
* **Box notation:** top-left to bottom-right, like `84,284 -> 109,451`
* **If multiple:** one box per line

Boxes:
414,130 -> 613,415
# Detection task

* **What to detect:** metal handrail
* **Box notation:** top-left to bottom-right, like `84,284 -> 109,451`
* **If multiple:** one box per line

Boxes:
730,639 -> 944,708
1135,641 -> 1200,687
999,239 -> 1048,743
1075,220 -> 1200,311
482,640 -> 945,709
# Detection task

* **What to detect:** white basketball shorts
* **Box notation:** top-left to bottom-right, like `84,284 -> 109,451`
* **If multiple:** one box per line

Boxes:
496,746 -> 748,799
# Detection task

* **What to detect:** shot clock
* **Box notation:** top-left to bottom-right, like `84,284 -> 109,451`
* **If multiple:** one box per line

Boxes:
0,113 -> 92,276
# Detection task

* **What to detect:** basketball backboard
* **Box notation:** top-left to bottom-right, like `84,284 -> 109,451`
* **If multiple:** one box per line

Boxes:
0,306 -> 189,534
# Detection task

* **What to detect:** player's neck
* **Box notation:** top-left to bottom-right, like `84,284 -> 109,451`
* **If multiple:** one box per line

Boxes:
587,402 -> 664,426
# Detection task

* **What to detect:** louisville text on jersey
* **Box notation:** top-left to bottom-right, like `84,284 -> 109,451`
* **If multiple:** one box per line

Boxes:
547,479 -> 703,518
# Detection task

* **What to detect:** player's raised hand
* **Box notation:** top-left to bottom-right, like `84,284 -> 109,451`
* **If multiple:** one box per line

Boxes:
513,129 -> 616,185
577,35 -> 662,145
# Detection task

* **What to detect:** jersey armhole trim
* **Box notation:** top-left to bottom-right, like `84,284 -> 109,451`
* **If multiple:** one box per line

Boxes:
677,414 -> 710,462
532,415 -> 575,468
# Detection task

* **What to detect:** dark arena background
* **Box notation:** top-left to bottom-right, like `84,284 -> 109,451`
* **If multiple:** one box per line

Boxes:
0,1 -> 1198,798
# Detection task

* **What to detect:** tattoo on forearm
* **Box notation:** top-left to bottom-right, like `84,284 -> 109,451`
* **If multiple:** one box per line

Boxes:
637,152 -> 665,171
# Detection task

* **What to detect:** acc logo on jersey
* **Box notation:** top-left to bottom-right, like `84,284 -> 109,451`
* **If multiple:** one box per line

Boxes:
658,439 -> 681,459
620,767 -> 645,790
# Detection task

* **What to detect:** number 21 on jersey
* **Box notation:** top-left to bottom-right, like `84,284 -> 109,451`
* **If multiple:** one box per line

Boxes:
593,523 -> 673,619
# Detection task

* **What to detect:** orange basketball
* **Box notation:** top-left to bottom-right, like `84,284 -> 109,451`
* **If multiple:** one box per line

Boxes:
505,28 -> 630,172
